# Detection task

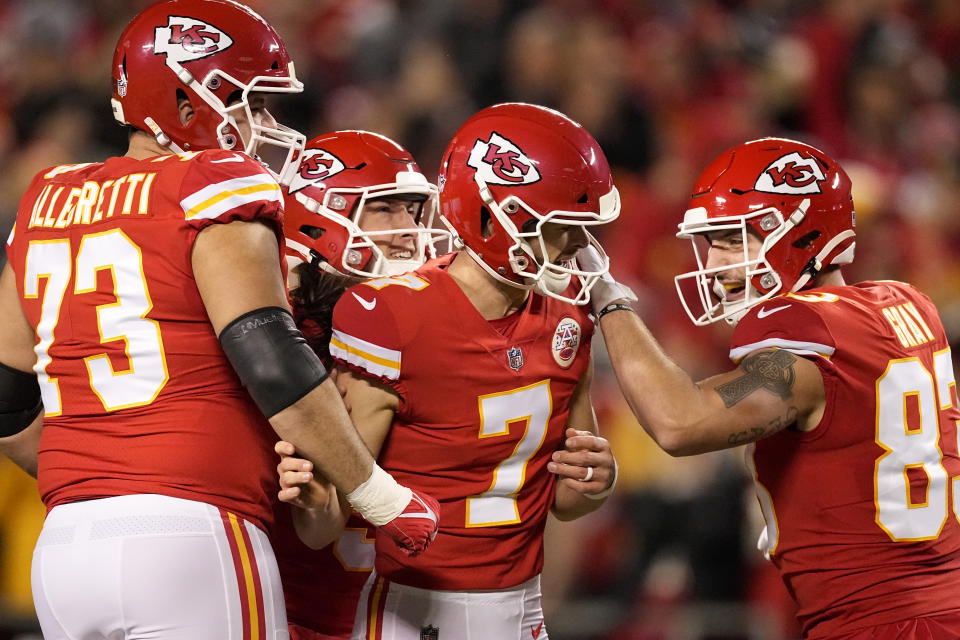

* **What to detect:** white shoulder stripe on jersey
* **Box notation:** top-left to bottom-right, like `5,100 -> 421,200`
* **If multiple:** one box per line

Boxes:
329,329 -> 401,380
43,163 -> 94,179
729,338 -> 835,363
6,223 -> 14,246
180,174 -> 282,221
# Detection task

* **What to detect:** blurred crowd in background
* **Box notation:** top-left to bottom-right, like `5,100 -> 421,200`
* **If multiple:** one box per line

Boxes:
0,1 -> 957,639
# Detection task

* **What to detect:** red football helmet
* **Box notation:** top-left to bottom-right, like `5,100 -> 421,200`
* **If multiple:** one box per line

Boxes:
675,137 -> 856,325
437,103 -> 620,305
283,130 -> 450,278
111,0 -> 305,182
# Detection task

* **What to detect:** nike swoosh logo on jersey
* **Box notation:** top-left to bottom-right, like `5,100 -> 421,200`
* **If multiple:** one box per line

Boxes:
531,621 -> 545,639
210,153 -> 245,163
756,304 -> 791,318
352,292 -> 377,311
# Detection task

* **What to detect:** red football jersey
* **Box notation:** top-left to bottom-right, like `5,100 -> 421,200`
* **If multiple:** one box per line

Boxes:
731,281 -> 960,638
330,254 -> 594,590
5,150 -> 285,530
273,503 -> 374,639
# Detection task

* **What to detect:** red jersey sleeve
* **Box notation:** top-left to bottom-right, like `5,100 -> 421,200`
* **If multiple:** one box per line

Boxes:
729,295 -> 838,364
177,150 -> 283,233
330,280 -> 409,397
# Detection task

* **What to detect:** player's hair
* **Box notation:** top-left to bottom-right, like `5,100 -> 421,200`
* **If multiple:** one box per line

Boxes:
289,263 -> 361,367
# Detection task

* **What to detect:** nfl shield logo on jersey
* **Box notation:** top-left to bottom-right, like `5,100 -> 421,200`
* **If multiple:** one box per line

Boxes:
420,625 -> 439,640
507,346 -> 524,371
552,317 -> 581,368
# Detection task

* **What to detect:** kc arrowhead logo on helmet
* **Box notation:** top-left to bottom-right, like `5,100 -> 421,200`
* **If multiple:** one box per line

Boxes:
467,132 -> 541,185
287,149 -> 346,194
754,152 -> 826,195
154,16 -> 233,63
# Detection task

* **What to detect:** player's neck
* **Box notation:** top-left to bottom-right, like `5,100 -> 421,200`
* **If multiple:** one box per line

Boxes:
446,253 -> 530,320
125,130 -> 175,161
813,267 -> 846,288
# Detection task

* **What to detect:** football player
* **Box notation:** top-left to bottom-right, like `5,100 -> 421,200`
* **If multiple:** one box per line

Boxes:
0,2 -> 437,638
585,137 -> 960,638
275,130 -> 450,640
278,103 -> 621,640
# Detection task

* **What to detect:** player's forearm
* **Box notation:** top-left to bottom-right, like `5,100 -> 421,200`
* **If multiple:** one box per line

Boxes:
598,311 -> 720,456
270,379 -> 374,494
552,484 -> 607,520
291,489 -> 350,550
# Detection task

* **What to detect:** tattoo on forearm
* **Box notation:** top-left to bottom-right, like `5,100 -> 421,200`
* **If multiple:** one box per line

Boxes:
715,350 -> 797,408
726,406 -> 798,446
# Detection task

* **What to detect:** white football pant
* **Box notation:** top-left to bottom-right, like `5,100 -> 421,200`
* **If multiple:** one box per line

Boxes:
351,572 -> 547,640
32,494 -> 288,639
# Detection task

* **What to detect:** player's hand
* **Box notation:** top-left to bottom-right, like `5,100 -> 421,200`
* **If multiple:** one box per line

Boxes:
377,489 -> 440,557
576,245 -> 638,313
548,428 -> 616,497
275,440 -> 328,509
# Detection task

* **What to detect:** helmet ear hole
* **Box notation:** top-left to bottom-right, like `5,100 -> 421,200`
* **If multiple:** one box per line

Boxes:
175,89 -> 193,127
481,207 -> 494,239
300,225 -> 325,240
577,193 -> 588,204
792,230 -> 821,250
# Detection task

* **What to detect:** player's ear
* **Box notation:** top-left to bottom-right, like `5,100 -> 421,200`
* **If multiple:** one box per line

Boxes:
177,90 -> 194,126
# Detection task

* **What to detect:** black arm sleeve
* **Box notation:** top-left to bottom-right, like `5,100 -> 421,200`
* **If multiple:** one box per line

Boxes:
0,361 -> 43,437
218,306 -> 330,419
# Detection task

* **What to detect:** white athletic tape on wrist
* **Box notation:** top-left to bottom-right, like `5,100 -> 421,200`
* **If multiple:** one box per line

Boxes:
345,463 -> 413,526
585,458 -> 618,500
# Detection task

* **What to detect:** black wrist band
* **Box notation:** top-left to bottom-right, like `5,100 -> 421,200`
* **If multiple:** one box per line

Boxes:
596,302 -> 634,320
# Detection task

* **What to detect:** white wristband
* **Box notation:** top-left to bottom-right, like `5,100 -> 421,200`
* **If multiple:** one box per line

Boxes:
344,463 -> 412,526
585,458 -> 618,500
